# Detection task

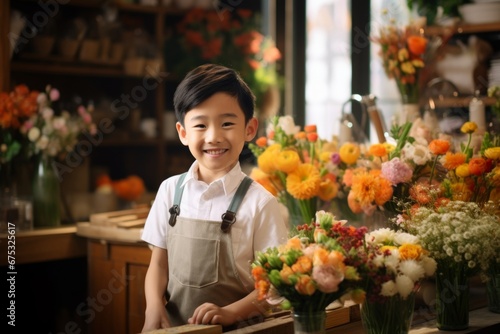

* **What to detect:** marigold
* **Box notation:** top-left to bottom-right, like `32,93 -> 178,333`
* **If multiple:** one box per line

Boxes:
275,150 -> 300,173
350,172 -> 378,207
374,177 -> 394,206
286,164 -> 321,199
339,142 -> 361,165
428,139 -> 450,155
441,152 -> 466,170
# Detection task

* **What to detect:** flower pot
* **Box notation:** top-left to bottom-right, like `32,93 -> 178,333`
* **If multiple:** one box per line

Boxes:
435,262 -> 469,330
292,311 -> 326,334
360,293 -> 416,334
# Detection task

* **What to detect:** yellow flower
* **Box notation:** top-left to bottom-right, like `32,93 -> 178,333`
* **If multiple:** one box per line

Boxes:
286,164 -> 321,199
318,178 -> 339,201
411,59 -> 424,68
380,245 -> 397,253
368,143 -> 387,158
398,244 -> 423,260
485,147 -> 500,160
319,151 -> 333,162
275,150 -> 300,173
398,48 -> 409,62
401,61 -> 415,74
450,183 -> 472,201
339,142 -> 360,165
461,121 -> 478,134
455,164 -> 471,178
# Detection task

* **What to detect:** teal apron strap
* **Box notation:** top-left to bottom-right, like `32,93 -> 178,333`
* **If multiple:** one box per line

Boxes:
221,176 -> 253,233
168,172 -> 187,227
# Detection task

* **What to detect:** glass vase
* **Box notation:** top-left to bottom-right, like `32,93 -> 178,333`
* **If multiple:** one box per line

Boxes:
435,262 -> 469,330
32,154 -> 61,228
486,262 -> 500,314
360,292 -> 416,334
292,311 -> 326,334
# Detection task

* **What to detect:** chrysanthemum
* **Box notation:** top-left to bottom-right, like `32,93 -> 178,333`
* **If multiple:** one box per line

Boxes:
380,280 -> 398,297
286,163 -> 321,199
395,275 -> 415,299
350,171 -> 377,206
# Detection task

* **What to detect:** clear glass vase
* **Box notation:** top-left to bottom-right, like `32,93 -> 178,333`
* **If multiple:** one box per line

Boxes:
32,154 -> 61,228
487,263 -> 500,314
435,262 -> 469,330
292,311 -> 326,334
360,292 -> 416,334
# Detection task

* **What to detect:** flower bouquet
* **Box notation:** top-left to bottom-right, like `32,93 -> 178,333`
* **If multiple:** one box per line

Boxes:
251,211 -> 366,333
0,84 -> 39,193
358,228 -> 437,334
399,200 -> 500,330
249,116 -> 340,227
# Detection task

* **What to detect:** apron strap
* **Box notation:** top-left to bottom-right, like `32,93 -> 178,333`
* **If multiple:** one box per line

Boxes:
221,176 -> 253,233
168,172 -> 187,227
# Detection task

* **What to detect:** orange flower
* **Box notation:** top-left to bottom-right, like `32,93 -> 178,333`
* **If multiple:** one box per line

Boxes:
318,177 -> 339,201
399,244 -> 423,260
450,182 -> 472,201
442,152 -> 466,170
469,157 -> 488,176
428,139 -> 450,155
286,164 -> 321,199
435,197 -> 450,209
295,275 -> 316,295
291,256 -> 313,274
347,191 -> 363,214
255,136 -> 267,147
279,264 -> 295,285
368,143 -> 387,158
407,35 -> 427,56
294,131 -> 307,140
306,132 -> 318,143
304,124 -> 317,133
374,177 -> 394,206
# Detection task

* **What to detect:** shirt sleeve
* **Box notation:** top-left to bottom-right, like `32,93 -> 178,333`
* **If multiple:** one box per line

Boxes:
253,194 -> 289,253
141,179 -> 170,249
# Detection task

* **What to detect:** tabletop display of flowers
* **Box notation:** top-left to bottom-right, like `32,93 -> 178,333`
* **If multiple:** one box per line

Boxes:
248,116 -> 340,227
251,210 -> 367,314
165,7 -> 281,111
20,85 -> 96,161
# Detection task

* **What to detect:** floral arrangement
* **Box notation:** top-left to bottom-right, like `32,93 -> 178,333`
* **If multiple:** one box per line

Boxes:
20,85 -> 96,161
371,15 -> 428,104
165,7 -> 281,110
398,200 -> 500,279
361,228 -> 437,302
0,84 -> 39,165
248,116 -> 340,226
251,211 -> 366,314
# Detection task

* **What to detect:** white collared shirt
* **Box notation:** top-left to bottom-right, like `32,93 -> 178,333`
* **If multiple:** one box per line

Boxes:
141,161 -> 289,290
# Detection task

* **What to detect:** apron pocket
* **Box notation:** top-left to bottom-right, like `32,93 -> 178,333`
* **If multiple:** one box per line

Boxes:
170,233 -> 220,288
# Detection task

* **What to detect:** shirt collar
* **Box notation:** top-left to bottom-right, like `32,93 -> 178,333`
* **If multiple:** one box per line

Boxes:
184,161 -> 243,195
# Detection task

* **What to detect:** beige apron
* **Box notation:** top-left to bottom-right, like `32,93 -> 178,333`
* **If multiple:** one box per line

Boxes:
165,174 -> 253,326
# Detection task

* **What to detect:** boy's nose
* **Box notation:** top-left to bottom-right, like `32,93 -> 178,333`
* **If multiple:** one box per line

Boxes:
205,127 -> 223,143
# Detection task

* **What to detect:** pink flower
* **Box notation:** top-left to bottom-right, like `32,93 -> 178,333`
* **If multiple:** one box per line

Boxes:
49,88 -> 60,101
381,158 -> 413,185
312,265 -> 344,293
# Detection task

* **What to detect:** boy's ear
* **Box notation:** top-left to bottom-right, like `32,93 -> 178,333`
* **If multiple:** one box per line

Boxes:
176,122 -> 188,146
245,117 -> 259,141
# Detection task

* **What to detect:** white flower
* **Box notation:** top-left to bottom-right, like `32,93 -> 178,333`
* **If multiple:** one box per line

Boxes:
395,275 -> 415,299
384,250 -> 400,273
421,256 -> 437,276
277,115 -> 300,135
380,280 -> 398,297
28,127 -> 41,142
402,142 -> 431,165
394,232 -> 419,245
366,228 -> 396,244
399,260 -> 425,282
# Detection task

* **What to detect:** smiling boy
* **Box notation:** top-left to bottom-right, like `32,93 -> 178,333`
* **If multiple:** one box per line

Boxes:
141,64 -> 288,331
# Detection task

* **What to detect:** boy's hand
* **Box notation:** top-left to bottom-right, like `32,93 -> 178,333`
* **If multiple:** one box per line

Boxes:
142,304 -> 171,332
188,303 -> 237,326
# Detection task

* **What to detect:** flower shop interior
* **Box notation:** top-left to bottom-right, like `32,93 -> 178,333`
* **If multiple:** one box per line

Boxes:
1,0 -> 500,333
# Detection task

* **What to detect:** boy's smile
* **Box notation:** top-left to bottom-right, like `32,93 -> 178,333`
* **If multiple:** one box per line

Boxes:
176,92 -> 258,184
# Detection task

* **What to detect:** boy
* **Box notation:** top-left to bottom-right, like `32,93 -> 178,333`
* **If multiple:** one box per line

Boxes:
141,64 -> 288,331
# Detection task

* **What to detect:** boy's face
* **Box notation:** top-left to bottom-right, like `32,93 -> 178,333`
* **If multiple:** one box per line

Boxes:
176,92 -> 258,184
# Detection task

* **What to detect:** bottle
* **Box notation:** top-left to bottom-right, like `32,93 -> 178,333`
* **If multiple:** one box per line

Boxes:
469,90 -> 486,134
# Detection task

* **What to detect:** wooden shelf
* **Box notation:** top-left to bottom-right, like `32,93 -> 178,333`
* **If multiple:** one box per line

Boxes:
11,61 -> 125,77
426,22 -> 500,36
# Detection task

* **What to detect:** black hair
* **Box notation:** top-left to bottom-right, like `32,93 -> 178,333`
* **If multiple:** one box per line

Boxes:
173,64 -> 255,126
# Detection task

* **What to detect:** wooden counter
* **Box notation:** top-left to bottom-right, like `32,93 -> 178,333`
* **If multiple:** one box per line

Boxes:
0,225 -> 87,266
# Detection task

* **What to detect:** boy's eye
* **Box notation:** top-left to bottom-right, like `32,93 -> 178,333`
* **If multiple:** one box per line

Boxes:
193,124 -> 206,129
222,122 -> 235,127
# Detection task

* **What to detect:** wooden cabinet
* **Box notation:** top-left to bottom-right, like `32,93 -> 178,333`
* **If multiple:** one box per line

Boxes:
2,0 -> 194,193
87,239 -> 151,334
